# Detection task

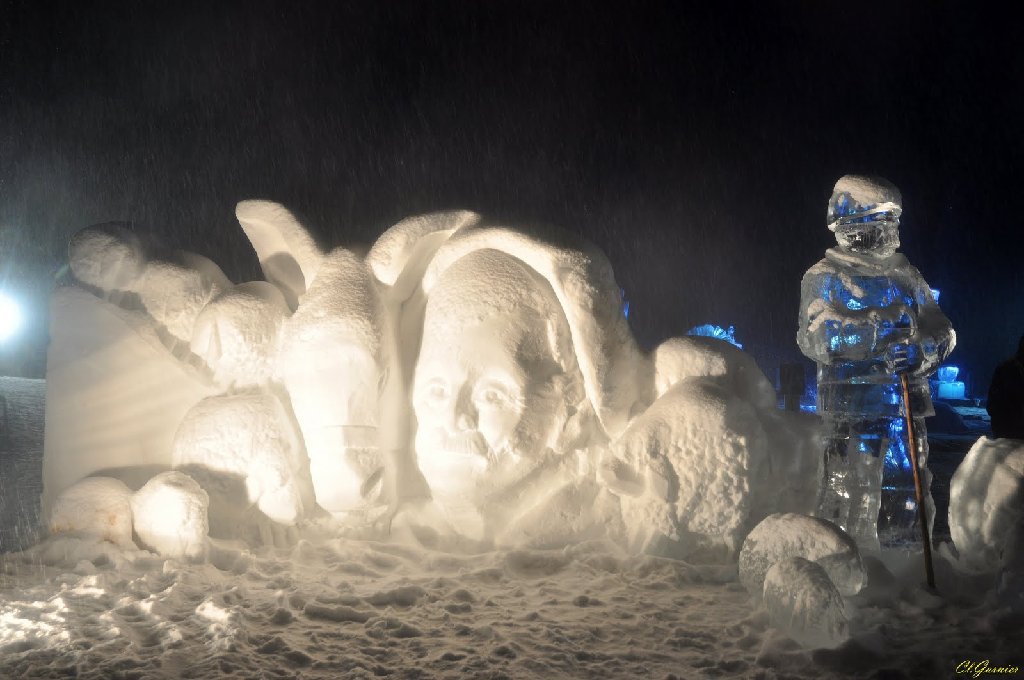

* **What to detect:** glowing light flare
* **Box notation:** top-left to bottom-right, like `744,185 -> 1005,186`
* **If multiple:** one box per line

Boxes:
0,292 -> 22,342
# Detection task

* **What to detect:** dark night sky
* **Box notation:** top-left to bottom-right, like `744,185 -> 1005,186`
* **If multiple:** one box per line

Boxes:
1,1 -> 1021,391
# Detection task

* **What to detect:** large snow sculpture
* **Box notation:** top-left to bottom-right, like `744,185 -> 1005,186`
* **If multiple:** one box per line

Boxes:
44,201 -> 821,557
797,175 -> 954,551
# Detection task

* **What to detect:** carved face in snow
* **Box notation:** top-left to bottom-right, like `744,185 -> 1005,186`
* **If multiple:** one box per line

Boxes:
413,250 -> 583,500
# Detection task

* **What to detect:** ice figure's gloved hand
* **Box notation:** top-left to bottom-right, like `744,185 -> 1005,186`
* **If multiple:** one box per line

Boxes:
884,340 -> 913,374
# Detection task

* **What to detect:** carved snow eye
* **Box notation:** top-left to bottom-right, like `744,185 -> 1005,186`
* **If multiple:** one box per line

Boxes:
423,379 -> 449,407
473,380 -> 514,412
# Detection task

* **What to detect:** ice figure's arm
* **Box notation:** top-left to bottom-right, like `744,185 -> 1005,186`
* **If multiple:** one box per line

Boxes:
797,270 -> 913,363
906,270 -> 956,376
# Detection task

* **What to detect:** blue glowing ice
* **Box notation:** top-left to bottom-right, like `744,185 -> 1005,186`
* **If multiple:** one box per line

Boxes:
687,324 -> 742,349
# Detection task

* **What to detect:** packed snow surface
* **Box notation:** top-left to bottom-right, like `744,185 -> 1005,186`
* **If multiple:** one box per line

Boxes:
1,529 -> 1020,679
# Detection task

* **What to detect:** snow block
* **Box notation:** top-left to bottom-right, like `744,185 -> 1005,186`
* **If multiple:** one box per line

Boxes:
68,223 -> 145,293
49,477 -> 135,547
763,556 -> 849,649
171,389 -> 315,534
739,513 -> 866,598
131,471 -> 209,559
607,377 -> 764,559
42,287 -> 218,516
949,437 -> 1024,573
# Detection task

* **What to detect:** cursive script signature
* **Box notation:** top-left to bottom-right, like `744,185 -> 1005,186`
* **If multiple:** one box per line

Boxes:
956,660 -> 1020,679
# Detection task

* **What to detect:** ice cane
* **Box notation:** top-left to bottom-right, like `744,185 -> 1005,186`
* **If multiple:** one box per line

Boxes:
899,372 -> 936,590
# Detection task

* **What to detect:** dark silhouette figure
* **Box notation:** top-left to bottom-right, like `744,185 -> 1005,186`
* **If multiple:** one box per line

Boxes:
987,335 -> 1024,439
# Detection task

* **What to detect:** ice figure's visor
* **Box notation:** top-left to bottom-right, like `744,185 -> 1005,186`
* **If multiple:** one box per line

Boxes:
827,202 -> 902,232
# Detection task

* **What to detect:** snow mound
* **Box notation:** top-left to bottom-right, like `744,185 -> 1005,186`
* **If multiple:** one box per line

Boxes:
190,282 -> 290,388
652,335 -> 776,411
49,477 -> 135,548
949,436 -> 1024,573
763,556 -> 849,649
68,223 -> 145,293
131,471 -> 209,559
607,378 -> 763,559
739,513 -> 865,597
171,390 -> 315,534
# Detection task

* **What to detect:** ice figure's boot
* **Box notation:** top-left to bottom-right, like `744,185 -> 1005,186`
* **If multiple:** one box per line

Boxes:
817,421 -> 884,554
878,416 -> 933,548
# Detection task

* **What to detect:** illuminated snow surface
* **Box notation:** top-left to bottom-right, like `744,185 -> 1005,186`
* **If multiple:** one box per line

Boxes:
0,529 -> 1020,679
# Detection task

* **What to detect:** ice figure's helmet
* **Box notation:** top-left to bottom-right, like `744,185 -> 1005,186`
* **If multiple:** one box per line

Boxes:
827,175 -> 902,257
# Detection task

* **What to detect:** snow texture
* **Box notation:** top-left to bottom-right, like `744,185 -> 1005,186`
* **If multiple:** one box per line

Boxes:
949,436 -> 1024,573
413,248 -> 592,541
422,224 -> 644,441
762,556 -> 849,649
171,389 -> 315,533
130,471 -> 209,559
190,281 -> 290,389
277,247 -> 392,514
67,223 -> 145,293
1,529 -> 1013,679
133,254 -> 230,346
606,377 -> 762,559
366,210 -> 480,291
652,335 -> 776,410
235,200 -> 324,309
48,477 -> 134,548
739,513 -> 866,598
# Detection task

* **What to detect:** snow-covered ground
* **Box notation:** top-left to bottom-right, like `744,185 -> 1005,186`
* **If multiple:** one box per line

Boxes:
1,388 -> 1020,679
0,525 -> 1020,679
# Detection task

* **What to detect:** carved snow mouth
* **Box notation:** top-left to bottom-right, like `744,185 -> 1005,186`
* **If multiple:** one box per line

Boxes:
431,431 -> 490,460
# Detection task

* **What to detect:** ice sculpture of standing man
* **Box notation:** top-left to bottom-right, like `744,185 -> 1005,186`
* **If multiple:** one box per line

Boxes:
798,175 -> 955,552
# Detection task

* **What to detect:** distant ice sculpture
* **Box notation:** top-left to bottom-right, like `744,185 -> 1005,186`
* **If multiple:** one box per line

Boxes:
797,175 -> 955,551
687,323 -> 742,349
42,201 -> 823,557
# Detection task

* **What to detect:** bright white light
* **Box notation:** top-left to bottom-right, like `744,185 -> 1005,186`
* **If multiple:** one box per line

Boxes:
0,293 -> 23,342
